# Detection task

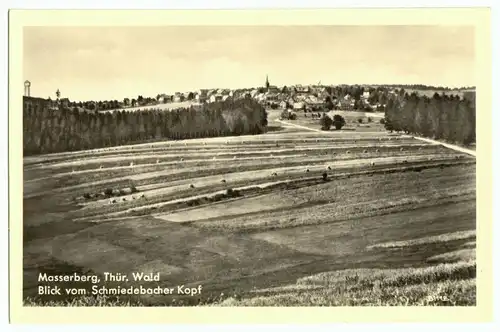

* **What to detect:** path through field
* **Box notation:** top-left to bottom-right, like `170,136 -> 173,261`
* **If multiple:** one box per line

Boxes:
275,119 -> 325,133
412,136 -> 476,157
23,121 -> 476,306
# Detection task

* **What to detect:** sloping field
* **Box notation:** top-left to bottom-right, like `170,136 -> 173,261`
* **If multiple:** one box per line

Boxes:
23,126 -> 476,306
101,101 -> 201,113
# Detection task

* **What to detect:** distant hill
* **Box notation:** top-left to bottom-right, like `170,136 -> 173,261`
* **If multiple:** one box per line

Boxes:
402,88 -> 475,101
371,84 -> 475,91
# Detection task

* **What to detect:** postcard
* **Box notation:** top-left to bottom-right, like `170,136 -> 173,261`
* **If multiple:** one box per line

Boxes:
8,8 -> 493,324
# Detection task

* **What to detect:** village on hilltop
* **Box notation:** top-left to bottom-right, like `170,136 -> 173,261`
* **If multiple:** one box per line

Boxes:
23,75 -> 475,118
22,75 -> 399,114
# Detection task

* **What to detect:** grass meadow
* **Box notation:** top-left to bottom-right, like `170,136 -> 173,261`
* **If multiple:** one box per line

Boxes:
23,114 -> 476,306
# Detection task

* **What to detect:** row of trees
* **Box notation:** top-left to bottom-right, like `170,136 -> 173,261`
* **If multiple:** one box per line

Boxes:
59,95 -> 162,111
23,99 -> 268,155
53,94 -> 188,112
384,92 -> 475,145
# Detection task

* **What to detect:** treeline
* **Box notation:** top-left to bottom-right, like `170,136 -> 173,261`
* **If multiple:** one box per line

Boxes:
23,99 -> 268,155
384,92 -> 475,146
61,95 -> 161,111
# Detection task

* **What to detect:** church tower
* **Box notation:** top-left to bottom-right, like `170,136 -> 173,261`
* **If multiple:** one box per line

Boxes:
265,75 -> 270,90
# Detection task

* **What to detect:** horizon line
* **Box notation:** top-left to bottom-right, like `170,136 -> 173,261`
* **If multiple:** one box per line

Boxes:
24,82 -> 476,102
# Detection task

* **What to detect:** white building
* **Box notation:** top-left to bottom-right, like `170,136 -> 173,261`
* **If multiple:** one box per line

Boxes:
293,102 -> 305,110
209,94 -> 224,103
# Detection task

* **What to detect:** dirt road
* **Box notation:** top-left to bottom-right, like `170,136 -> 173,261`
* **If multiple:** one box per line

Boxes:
275,118 -> 476,157
411,136 -> 476,157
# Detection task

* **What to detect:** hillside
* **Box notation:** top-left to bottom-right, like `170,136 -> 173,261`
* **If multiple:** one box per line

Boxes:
24,117 -> 475,306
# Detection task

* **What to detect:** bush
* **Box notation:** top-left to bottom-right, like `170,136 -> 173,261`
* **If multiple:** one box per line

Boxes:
367,117 -> 373,123
384,119 -> 394,132
380,118 -> 386,124
280,109 -> 297,120
104,188 -> 113,196
130,185 -> 138,193
213,193 -> 225,201
83,193 -> 92,199
333,114 -> 346,130
319,114 -> 333,131
357,118 -> 363,124
225,188 -> 241,197
280,110 -> 289,120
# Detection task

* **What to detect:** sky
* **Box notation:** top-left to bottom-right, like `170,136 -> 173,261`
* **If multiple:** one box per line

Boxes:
23,26 -> 475,101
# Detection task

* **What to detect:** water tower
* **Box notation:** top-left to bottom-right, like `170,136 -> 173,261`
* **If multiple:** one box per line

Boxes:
24,80 -> 31,97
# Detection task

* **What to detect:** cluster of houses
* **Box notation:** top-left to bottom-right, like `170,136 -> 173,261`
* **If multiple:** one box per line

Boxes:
154,77 -> 384,112
332,91 -> 375,111
157,88 -> 235,104
246,86 -> 383,112
24,76 -> 386,113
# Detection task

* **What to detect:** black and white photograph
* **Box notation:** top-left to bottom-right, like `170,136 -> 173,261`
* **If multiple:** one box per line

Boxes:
9,7 -> 494,322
